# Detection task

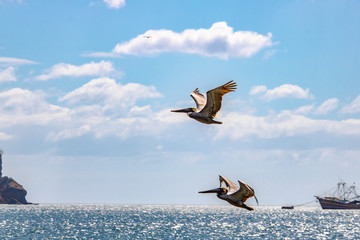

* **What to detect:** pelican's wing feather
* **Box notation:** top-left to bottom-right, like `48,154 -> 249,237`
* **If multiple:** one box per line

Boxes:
219,175 -> 238,194
199,80 -> 237,118
230,180 -> 255,203
190,88 -> 206,111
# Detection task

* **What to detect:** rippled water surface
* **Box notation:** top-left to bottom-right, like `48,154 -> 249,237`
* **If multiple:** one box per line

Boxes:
0,204 -> 359,239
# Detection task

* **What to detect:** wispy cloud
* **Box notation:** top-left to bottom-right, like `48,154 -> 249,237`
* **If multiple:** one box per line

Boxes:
214,111 -> 360,140
51,78 -> 164,140
0,0 -> 23,5
315,98 -> 338,115
292,98 -> 338,116
0,67 -> 16,83
263,49 -> 277,59
341,94 -> 360,114
250,84 -> 313,101
0,78 -> 358,144
0,88 -> 69,127
35,60 -> 117,81
59,77 -> 162,107
0,57 -> 37,66
293,104 -> 315,115
0,83 -> 359,144
249,85 -> 267,95
88,22 -> 273,59
0,79 -> 165,141
103,0 -> 125,9
0,132 -> 13,140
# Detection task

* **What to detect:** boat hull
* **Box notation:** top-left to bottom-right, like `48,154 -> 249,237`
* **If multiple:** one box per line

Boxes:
317,197 -> 360,210
281,205 -> 294,209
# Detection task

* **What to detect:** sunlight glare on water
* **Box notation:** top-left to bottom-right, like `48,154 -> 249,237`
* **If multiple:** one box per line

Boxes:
0,204 -> 359,239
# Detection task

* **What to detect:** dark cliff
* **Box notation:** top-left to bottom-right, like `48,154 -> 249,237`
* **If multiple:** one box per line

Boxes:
0,176 -> 29,204
0,151 -> 30,204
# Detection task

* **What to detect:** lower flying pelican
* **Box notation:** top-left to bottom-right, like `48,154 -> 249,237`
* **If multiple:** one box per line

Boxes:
199,175 -> 258,211
171,80 -> 237,124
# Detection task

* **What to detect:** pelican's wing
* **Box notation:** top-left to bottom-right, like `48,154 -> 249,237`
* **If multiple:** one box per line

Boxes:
199,80 -> 237,118
190,88 -> 206,111
219,175 -> 238,194
230,180 -> 255,203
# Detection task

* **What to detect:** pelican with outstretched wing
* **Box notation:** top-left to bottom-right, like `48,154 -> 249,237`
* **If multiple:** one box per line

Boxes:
171,80 -> 237,124
199,175 -> 258,211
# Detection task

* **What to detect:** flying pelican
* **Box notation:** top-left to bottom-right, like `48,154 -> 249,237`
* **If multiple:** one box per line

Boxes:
171,80 -> 237,124
199,175 -> 258,211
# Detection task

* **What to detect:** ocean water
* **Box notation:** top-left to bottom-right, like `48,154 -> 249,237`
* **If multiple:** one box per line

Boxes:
0,204 -> 359,239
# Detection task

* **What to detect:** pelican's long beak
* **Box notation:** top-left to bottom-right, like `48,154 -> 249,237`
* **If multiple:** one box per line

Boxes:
254,195 -> 259,205
198,188 -> 223,194
171,108 -> 194,113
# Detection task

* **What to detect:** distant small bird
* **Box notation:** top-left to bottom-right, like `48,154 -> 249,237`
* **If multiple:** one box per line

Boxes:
171,80 -> 237,124
143,35 -> 152,38
199,175 -> 258,211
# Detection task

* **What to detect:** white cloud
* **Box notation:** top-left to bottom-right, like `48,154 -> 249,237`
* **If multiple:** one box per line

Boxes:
0,88 -> 69,128
249,85 -> 267,95
0,57 -> 37,66
129,105 -> 152,117
59,77 -> 162,108
214,111 -> 360,140
293,104 -> 314,115
154,108 -> 188,124
341,95 -> 360,114
156,145 -> 164,150
82,51 -> 119,58
1,80 -> 357,145
46,107 -> 175,141
35,60 -> 116,81
251,84 -> 313,101
0,0 -> 23,5
0,83 -> 164,142
47,78 -> 164,140
47,124 -> 91,141
263,49 -> 277,59
0,132 -> 13,140
103,0 -> 125,9
315,98 -> 338,115
91,22 -> 273,59
0,67 -> 16,83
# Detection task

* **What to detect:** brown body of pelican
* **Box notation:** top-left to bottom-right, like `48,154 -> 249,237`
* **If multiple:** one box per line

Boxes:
171,80 -> 237,124
199,175 -> 258,211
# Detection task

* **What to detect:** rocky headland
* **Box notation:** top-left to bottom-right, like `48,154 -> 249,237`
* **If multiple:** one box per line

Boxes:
0,151 -> 30,204
0,176 -> 29,204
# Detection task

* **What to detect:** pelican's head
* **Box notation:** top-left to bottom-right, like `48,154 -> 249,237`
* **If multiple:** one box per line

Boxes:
171,107 -> 196,113
198,187 -> 228,196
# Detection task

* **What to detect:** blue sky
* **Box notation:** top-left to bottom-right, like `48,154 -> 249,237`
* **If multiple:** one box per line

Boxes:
1,0 -> 360,206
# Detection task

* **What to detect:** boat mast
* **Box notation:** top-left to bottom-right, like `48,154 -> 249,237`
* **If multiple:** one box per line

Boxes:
336,181 -> 347,200
335,181 -> 360,200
